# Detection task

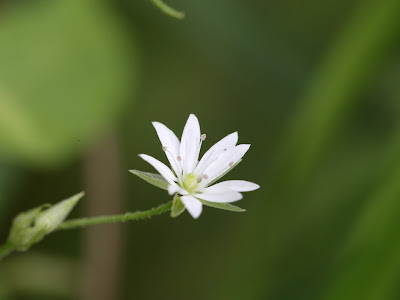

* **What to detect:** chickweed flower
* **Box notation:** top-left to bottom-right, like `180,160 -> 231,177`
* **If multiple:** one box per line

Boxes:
131,114 -> 259,219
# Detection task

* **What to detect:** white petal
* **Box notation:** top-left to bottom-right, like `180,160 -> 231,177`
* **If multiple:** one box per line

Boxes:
195,132 -> 238,176
139,154 -> 177,185
152,122 -> 182,176
168,184 -> 188,196
201,144 -> 251,186
181,195 -> 203,219
180,114 -> 201,175
206,180 -> 260,192
168,184 -> 180,195
194,191 -> 243,203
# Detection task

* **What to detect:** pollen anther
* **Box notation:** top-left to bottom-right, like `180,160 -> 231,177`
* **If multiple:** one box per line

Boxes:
229,161 -> 234,167
177,155 -> 182,161
203,174 -> 209,180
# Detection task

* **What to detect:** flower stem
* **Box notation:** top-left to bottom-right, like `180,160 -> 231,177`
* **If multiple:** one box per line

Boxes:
0,201 -> 172,261
0,242 -> 15,261
56,201 -> 172,231
149,0 -> 185,19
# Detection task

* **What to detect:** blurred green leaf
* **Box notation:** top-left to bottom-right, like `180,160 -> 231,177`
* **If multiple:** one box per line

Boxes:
0,254 -> 78,298
129,169 -> 169,190
322,130 -> 400,300
0,0 -> 137,166
277,0 -> 400,193
0,281 -> 12,300
221,0 -> 400,298
0,164 -> 22,220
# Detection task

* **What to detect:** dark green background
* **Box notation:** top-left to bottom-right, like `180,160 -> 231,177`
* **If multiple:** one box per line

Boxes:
1,0 -> 400,299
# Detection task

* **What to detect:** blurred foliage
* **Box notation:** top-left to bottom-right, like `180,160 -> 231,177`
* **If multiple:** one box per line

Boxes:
323,131 -> 400,300
0,0 -> 400,299
0,0 -> 137,166
0,164 -> 22,219
0,254 -> 78,300
149,0 -> 185,19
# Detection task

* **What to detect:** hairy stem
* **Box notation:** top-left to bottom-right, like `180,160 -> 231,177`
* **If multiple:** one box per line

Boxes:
57,201 -> 172,231
0,201 -> 172,261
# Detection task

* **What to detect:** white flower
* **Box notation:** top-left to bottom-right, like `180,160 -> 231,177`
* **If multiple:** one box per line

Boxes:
131,114 -> 259,219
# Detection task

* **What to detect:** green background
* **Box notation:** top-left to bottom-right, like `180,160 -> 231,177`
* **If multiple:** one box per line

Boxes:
1,0 -> 400,299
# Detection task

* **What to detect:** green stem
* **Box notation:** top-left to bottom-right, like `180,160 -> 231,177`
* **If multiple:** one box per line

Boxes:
150,0 -> 185,19
57,201 -> 172,231
0,242 -> 15,261
0,201 -> 172,261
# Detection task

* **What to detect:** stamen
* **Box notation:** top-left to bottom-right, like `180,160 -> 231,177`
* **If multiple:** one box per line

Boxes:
162,146 -> 167,152
177,155 -> 182,161
229,161 -> 234,167
203,174 -> 209,180
199,134 -> 206,155
197,176 -> 202,183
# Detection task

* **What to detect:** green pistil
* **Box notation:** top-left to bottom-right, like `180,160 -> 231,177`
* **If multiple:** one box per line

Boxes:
182,173 -> 198,193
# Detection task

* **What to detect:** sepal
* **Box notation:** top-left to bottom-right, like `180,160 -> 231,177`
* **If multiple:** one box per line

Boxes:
170,194 -> 185,217
129,169 -> 169,190
199,199 -> 245,212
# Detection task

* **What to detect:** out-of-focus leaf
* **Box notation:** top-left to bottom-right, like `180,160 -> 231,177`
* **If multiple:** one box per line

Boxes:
276,0 -> 400,193
0,163 -> 23,221
322,131 -> 400,300
0,0 -> 137,166
0,254 -> 78,297
129,169 -> 169,190
0,280 -> 12,300
220,0 -> 400,298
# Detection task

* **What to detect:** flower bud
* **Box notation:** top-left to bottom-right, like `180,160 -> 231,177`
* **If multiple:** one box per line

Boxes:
7,192 -> 83,251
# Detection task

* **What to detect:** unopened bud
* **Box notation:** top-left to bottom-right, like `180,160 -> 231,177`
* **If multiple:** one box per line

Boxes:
35,192 -> 83,232
7,192 -> 84,251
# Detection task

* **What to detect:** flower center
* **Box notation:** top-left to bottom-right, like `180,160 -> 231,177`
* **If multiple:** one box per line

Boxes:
182,173 -> 198,193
